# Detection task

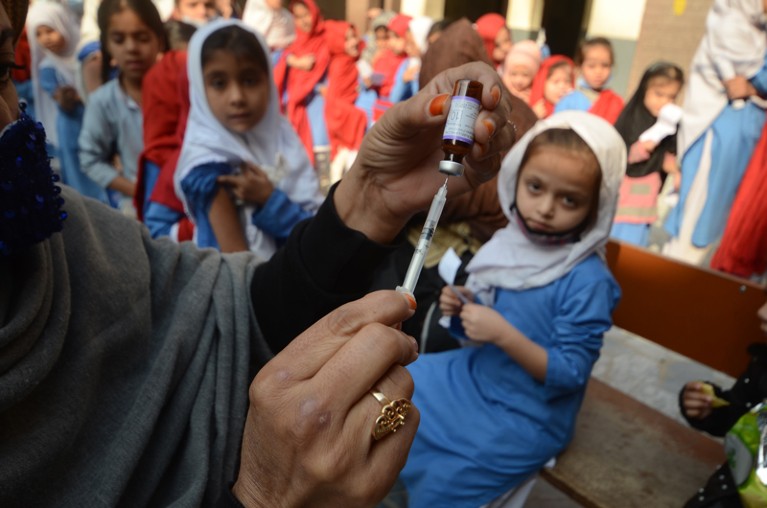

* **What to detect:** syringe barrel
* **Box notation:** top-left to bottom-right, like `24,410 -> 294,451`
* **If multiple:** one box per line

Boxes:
399,183 -> 448,294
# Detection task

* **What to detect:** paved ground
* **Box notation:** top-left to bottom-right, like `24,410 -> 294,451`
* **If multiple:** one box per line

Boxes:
523,326 -> 734,507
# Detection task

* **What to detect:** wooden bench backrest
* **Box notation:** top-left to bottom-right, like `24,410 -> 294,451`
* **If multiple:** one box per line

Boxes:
605,240 -> 766,378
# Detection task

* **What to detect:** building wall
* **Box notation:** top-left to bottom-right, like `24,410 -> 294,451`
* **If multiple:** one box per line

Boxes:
626,0 -> 711,100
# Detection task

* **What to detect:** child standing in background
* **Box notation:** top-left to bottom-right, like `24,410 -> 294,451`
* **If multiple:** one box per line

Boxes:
555,37 -> 624,123
399,111 -> 625,507
241,0 -> 295,64
663,0 -> 767,265
475,12 -> 511,70
323,19 -> 366,181
272,0 -> 329,165
135,20 -> 196,241
611,62 -> 684,247
27,1 -> 105,202
369,13 -> 409,121
388,15 -> 431,104
79,0 -> 166,216
500,39 -> 541,103
175,19 -> 322,258
529,55 -> 574,119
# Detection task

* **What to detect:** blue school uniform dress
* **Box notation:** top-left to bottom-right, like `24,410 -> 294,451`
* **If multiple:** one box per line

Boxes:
665,56 -> 767,248
39,63 -> 105,202
79,78 -> 144,214
400,254 -> 620,508
179,161 -> 313,253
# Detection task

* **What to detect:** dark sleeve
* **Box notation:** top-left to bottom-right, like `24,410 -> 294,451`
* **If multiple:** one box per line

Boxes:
251,184 -> 401,353
679,344 -> 767,437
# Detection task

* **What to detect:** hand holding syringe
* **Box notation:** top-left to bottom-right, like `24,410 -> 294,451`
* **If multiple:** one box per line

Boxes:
396,79 -> 483,301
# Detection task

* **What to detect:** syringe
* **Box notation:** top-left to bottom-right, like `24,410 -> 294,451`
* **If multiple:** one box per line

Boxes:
396,178 -> 449,297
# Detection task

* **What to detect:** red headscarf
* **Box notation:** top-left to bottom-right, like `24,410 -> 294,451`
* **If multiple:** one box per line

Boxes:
528,55 -> 574,118
388,13 -> 411,38
710,120 -> 767,278
273,0 -> 331,161
323,20 -> 366,157
475,13 -> 507,65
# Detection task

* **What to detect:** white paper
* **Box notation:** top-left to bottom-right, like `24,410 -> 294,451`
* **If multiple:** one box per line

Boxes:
438,247 -> 462,284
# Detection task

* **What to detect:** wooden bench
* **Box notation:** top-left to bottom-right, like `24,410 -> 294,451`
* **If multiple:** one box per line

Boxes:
540,239 -> 766,507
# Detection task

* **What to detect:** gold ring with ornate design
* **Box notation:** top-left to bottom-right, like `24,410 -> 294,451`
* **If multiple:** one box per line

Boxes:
370,389 -> 412,441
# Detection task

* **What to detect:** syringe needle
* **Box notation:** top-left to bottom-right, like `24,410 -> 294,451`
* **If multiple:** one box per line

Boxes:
396,179 -> 449,297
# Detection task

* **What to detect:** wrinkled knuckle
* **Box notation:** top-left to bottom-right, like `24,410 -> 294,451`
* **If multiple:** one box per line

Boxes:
325,304 -> 362,336
292,395 -> 334,441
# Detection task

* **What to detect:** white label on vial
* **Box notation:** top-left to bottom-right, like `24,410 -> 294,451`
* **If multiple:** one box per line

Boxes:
443,96 -> 481,144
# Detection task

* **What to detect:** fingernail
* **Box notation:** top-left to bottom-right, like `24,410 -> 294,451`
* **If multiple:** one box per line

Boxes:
491,86 -> 501,106
404,292 -> 417,310
483,119 -> 496,138
429,94 -> 450,116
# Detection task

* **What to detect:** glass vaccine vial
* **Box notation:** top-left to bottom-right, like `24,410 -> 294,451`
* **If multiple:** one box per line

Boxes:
439,79 -> 483,177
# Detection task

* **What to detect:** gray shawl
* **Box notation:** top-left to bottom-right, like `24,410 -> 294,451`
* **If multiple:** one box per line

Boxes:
0,187 -> 271,506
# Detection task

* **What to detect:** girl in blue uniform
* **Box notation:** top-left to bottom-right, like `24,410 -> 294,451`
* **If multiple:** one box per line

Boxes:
400,111 -> 626,507
175,19 -> 322,258
26,1 -> 105,201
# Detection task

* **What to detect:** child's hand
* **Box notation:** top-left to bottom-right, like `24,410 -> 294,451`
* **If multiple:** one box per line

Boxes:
531,99 -> 547,119
681,381 -> 714,420
641,140 -> 658,153
288,54 -> 316,71
403,64 -> 419,83
724,76 -> 756,101
628,141 -> 651,164
459,303 -> 507,344
53,86 -> 81,114
439,285 -> 472,317
217,163 -> 274,206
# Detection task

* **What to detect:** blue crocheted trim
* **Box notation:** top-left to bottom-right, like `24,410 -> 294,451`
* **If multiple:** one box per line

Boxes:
0,108 -> 67,255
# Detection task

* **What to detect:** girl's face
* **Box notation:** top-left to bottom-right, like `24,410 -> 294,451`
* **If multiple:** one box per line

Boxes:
643,77 -> 682,117
388,31 -> 406,55
174,0 -> 217,24
204,50 -> 269,134
292,3 -> 313,34
580,44 -> 612,90
106,9 -> 161,82
543,66 -> 573,105
374,26 -> 388,50
503,65 -> 534,93
344,27 -> 360,58
35,25 -> 67,55
493,27 -> 512,64
516,146 -> 599,234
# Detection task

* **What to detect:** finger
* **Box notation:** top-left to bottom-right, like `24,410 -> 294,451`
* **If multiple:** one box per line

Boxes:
217,175 -> 239,186
347,368 -> 419,501
313,323 -> 418,411
269,291 -> 417,380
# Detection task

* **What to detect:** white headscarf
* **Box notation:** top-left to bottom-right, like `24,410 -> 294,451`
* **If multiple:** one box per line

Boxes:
26,1 -> 80,147
466,111 -> 627,293
241,0 -> 295,50
175,18 -> 322,257
408,15 -> 433,56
